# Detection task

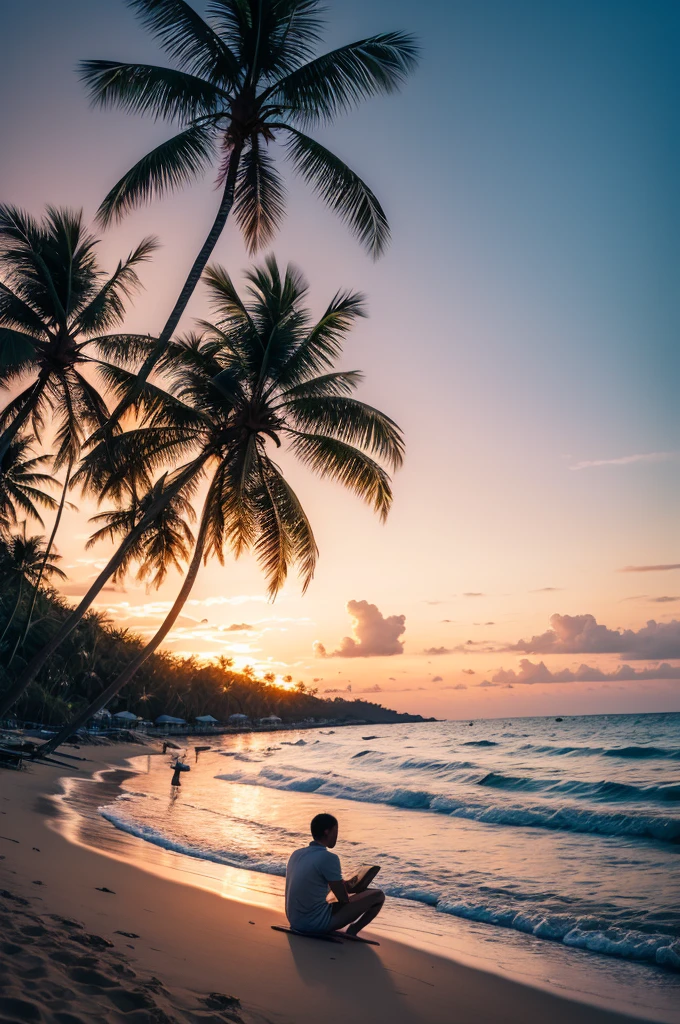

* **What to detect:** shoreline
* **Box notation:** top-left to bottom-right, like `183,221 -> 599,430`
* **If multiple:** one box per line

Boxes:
0,741 -> 672,1024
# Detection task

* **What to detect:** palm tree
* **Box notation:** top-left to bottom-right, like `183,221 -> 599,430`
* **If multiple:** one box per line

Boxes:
0,435 -> 66,660
30,255 -> 405,746
0,204 -> 157,461
79,0 -> 418,431
0,436 -> 60,532
87,485 -> 196,589
0,526 -> 67,654
0,205 -> 158,656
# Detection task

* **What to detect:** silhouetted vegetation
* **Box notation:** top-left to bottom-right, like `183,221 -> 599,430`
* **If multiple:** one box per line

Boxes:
0,559 -> 428,728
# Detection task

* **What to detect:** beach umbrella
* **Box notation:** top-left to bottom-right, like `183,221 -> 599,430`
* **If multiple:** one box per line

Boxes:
195,715 -> 219,723
228,714 -> 249,723
113,710 -> 140,721
155,715 -> 186,725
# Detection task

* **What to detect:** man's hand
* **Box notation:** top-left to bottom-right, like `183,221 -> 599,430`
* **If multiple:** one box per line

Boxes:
328,880 -> 350,904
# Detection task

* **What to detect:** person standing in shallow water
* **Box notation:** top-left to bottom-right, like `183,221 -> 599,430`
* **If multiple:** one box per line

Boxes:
285,813 -> 385,936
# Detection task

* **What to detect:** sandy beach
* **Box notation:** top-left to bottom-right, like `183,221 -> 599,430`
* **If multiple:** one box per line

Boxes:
0,742 -> 664,1024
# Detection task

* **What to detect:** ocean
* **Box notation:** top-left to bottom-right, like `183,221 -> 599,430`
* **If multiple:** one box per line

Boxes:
59,713 -> 680,1019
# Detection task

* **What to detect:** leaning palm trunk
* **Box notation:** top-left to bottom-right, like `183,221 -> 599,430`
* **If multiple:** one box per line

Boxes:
102,146 -> 243,436
39,493 -> 211,757
0,457 -> 206,718
9,456 -> 74,664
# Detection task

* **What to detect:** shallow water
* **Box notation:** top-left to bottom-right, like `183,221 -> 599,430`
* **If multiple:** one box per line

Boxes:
61,713 -> 680,1019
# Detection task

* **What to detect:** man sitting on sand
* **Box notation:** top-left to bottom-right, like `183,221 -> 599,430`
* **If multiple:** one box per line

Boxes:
285,813 -> 385,936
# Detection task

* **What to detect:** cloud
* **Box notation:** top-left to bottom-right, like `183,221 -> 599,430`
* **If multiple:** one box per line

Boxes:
356,684 -> 383,693
314,600 -> 405,658
481,658 -> 680,686
463,592 -> 484,597
442,682 -> 467,690
506,613 -> 680,660
431,675 -> 443,682
530,587 -> 563,593
63,582 -> 122,597
570,452 -> 679,470
423,646 -> 454,656
223,622 -> 254,631
462,668 -> 476,675
620,564 -> 680,573
650,597 -> 680,604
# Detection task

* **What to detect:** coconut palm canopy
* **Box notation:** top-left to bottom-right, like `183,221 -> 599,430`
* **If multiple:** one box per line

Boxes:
77,0 -> 418,434
82,0 -> 418,255
0,204 -> 157,463
0,436 -> 60,531
86,254 -> 405,598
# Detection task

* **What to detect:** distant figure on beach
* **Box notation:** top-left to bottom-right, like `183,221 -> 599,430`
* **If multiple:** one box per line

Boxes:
285,813 -> 385,936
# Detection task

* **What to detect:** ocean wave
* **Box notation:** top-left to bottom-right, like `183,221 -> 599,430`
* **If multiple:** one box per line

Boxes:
99,808 -> 287,876
462,740 -> 498,747
478,772 -> 680,803
603,745 -> 680,760
215,768 -> 680,843
432,898 -> 680,971
517,742 -> 680,760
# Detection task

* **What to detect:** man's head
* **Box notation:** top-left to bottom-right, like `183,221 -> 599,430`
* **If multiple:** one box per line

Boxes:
310,812 -> 338,848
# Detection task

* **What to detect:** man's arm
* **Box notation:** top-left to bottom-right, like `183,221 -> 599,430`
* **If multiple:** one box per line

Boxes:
328,879 -> 351,904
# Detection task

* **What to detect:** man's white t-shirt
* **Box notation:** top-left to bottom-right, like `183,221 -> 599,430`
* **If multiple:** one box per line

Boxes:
285,841 -> 343,933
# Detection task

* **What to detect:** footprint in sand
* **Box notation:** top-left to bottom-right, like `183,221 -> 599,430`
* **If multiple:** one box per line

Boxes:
1,890 -> 251,1024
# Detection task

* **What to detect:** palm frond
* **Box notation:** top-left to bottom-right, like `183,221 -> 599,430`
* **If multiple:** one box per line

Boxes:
282,127 -> 389,257
70,370 -> 112,434
276,288 -> 366,386
208,435 -> 259,561
251,452 -> 291,597
88,333 -> 158,369
286,430 -> 393,521
73,236 -> 158,334
258,455 -> 317,593
96,124 -> 217,225
0,282 -> 49,337
79,60 -> 226,122
233,138 -> 287,253
268,32 -> 419,125
208,0 -> 323,79
0,328 -> 39,377
280,370 -> 363,399
282,395 -> 404,469
126,0 -> 242,86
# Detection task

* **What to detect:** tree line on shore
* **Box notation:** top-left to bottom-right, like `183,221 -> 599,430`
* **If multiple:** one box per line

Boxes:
0,0 -> 419,749
0,567 -> 425,727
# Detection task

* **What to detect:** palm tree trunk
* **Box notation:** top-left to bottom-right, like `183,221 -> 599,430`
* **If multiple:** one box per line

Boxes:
0,456 -> 207,718
103,143 -> 244,437
39,491 -> 212,756
0,373 -> 49,463
9,456 -> 74,664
